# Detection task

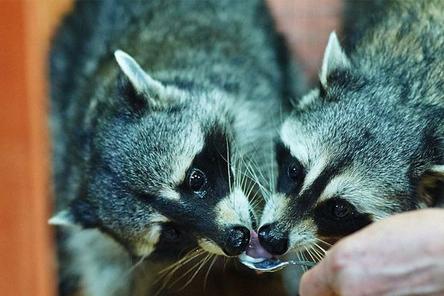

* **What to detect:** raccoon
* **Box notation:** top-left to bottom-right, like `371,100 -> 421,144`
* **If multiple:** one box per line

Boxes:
49,0 -> 297,295
341,0 -> 390,53
257,0 -> 444,260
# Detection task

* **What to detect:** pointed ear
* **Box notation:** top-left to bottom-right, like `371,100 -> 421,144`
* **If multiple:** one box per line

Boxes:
49,199 -> 99,228
418,165 -> 444,207
319,32 -> 350,88
49,210 -> 77,227
114,50 -> 170,109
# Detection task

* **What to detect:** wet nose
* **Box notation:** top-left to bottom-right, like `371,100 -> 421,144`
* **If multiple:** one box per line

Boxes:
258,224 -> 288,255
224,226 -> 250,256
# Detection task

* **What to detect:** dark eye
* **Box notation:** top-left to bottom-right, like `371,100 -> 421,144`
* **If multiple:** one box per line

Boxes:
332,201 -> 353,219
287,162 -> 303,182
163,226 -> 180,241
188,168 -> 207,192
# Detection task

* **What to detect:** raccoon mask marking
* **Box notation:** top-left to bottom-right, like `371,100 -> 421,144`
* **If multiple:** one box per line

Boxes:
51,50 -> 252,258
258,32 -> 444,257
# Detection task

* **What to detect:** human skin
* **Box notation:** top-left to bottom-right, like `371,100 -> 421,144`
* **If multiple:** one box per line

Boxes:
299,209 -> 444,296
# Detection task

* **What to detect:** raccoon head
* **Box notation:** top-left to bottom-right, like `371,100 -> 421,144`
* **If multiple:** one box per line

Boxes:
50,50 -> 253,258
257,33 -> 444,257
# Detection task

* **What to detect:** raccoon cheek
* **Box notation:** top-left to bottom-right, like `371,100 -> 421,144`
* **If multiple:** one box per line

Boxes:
132,224 -> 163,257
288,219 -> 318,250
197,238 -> 225,256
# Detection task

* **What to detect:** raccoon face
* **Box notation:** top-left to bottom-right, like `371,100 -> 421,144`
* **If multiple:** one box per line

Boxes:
50,50 -> 252,258
258,33 -> 444,257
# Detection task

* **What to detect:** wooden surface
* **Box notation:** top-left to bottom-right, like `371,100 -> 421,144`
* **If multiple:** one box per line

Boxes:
0,1 -> 339,295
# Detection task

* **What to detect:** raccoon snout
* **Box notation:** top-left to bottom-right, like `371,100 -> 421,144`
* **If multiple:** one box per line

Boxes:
258,224 -> 289,256
223,226 -> 250,256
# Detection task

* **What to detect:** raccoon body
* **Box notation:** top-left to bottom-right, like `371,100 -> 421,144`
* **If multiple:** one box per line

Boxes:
49,0 -> 299,295
258,0 -> 444,259
341,0 -> 391,53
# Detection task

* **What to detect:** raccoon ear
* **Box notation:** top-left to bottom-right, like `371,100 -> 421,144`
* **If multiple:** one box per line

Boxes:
418,165 -> 444,207
320,32 -> 350,88
49,199 -> 99,228
114,50 -> 169,109
49,210 -> 77,227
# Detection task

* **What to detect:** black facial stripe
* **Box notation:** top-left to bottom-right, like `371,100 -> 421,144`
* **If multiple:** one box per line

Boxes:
287,166 -> 337,221
178,127 -> 231,199
275,140 -> 289,168
286,157 -> 352,222
275,140 -> 306,196
314,198 -> 372,238
146,127 -> 232,240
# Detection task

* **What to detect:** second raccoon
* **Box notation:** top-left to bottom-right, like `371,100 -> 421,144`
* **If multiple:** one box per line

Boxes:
258,0 -> 444,258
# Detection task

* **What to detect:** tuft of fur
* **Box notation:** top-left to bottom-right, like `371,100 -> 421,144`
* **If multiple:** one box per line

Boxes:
260,0 -> 444,263
50,0 -> 300,295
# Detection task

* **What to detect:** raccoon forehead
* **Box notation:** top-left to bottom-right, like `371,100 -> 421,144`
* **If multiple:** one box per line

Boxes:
280,119 -> 312,167
104,118 -> 208,191
280,118 -> 327,169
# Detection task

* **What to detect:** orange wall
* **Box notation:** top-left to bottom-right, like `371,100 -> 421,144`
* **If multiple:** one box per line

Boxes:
0,1 -> 71,295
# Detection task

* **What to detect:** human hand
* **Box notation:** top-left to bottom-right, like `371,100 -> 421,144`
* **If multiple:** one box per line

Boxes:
299,209 -> 444,296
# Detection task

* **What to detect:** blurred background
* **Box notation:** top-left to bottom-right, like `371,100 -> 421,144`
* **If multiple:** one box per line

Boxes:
0,0 -> 341,295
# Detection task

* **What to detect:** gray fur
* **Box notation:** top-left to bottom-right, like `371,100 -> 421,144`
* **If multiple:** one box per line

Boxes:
50,0 -> 298,295
260,0 -> 444,259
341,0 -> 391,53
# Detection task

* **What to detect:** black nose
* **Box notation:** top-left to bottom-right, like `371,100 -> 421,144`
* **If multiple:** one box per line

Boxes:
258,224 -> 288,255
224,226 -> 250,256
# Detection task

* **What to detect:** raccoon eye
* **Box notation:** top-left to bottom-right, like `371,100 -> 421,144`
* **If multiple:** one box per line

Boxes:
332,201 -> 353,219
188,168 -> 207,192
163,227 -> 180,241
287,162 -> 303,183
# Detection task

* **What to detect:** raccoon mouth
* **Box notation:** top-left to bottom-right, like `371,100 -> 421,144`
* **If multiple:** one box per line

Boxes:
239,231 -> 315,273
245,230 -> 274,260
238,231 -> 275,272
239,231 -> 316,272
